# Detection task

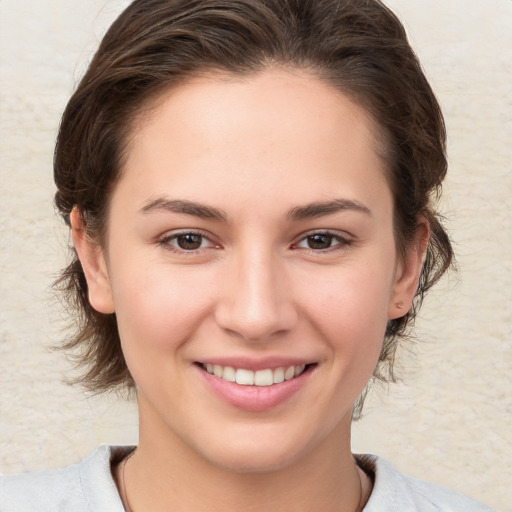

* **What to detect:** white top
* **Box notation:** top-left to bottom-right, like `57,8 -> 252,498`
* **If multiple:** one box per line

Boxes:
0,445 -> 495,511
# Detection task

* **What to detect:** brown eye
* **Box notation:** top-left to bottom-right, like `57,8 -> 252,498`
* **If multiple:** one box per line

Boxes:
295,232 -> 350,252
159,231 -> 217,254
175,233 -> 204,250
306,234 -> 334,250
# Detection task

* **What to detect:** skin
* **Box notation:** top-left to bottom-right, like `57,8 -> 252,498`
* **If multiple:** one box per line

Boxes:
72,69 -> 427,511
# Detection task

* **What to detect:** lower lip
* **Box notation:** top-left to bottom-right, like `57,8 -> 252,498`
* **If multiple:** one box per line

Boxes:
196,365 -> 313,412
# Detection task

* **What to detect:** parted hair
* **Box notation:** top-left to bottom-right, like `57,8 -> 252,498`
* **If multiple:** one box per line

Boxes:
54,0 -> 453,417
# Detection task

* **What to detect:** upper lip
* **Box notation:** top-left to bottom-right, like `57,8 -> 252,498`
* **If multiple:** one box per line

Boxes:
195,357 -> 315,371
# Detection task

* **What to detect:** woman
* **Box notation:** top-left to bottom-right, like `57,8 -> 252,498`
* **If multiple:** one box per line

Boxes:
0,0 -> 496,510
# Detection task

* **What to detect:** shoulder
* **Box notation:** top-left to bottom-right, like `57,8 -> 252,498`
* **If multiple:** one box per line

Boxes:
357,454 -> 496,512
0,445 -> 132,512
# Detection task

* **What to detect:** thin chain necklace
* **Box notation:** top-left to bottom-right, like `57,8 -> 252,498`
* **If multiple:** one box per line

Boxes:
356,465 -> 370,511
120,451 -> 135,512
119,454 -> 368,512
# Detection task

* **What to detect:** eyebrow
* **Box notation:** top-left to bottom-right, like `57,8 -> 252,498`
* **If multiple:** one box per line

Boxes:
140,198 -> 227,221
139,197 -> 371,222
287,199 -> 371,220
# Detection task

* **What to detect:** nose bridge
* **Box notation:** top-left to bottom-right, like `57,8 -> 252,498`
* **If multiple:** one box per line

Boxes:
215,243 -> 296,341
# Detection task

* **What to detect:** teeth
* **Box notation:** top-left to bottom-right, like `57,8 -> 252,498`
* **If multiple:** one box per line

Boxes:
254,369 -> 273,386
273,367 -> 285,384
223,366 -> 236,382
236,368 -> 254,385
284,366 -> 295,380
203,364 -> 308,386
294,364 -> 305,376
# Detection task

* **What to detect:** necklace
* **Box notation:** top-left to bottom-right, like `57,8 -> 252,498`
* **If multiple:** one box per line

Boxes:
120,451 -> 135,512
356,465 -> 370,512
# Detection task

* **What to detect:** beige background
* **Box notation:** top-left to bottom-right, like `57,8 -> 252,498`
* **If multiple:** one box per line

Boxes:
0,1 -> 510,510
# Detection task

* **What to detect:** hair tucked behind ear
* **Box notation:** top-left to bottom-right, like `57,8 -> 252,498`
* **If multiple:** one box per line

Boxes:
54,0 -> 453,414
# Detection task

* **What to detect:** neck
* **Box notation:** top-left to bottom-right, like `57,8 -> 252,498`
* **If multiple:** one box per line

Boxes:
120,409 -> 366,512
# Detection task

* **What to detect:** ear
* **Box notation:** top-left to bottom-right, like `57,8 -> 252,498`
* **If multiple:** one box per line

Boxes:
70,208 -> 115,314
388,218 -> 430,320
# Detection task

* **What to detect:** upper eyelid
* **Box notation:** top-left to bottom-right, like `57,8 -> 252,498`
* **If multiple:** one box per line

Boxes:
293,228 -> 353,242
291,230 -> 355,252
158,228 -> 213,240
157,229 -> 219,249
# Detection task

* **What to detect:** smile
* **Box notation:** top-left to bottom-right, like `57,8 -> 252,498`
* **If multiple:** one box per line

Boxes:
201,363 -> 307,386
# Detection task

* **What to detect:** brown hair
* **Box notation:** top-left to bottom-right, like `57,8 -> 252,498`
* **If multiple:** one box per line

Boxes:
54,0 -> 453,416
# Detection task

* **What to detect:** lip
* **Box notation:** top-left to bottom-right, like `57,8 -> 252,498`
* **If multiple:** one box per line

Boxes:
195,360 -> 316,412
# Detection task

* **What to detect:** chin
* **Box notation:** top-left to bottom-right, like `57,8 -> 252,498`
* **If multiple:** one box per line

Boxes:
208,447 -> 301,474
194,428 -> 320,475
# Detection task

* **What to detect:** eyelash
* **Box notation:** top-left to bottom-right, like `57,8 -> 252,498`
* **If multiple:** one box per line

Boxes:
292,230 -> 353,253
157,229 -> 352,255
157,230 -> 218,254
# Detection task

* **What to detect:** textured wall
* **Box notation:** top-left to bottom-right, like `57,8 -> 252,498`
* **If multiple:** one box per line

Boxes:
0,1 -> 510,510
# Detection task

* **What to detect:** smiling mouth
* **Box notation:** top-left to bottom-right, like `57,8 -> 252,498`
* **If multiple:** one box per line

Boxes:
199,363 -> 313,387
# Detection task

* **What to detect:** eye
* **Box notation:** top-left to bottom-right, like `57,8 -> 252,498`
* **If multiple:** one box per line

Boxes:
174,233 -> 206,250
294,232 -> 351,251
158,231 -> 217,253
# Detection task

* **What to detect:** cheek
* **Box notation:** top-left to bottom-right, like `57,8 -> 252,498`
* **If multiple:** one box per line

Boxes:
110,263 -> 214,357
312,262 -> 393,322
306,260 -> 394,362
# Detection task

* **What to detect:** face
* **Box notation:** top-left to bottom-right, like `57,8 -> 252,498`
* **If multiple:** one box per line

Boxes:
75,69 -> 422,473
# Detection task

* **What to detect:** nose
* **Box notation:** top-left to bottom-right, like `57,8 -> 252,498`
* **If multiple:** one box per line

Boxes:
214,249 -> 298,342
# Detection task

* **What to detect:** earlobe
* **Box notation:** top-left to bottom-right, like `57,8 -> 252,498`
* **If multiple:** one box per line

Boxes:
70,208 -> 115,314
388,219 -> 430,320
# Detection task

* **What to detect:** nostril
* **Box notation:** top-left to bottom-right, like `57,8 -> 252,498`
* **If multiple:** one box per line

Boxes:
214,300 -> 299,343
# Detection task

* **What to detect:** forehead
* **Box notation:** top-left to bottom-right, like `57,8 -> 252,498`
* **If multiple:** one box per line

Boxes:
115,68 -> 391,218
130,68 -> 387,160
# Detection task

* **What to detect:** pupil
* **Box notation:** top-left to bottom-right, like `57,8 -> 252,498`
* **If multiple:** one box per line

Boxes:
177,234 -> 202,250
308,234 -> 332,249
